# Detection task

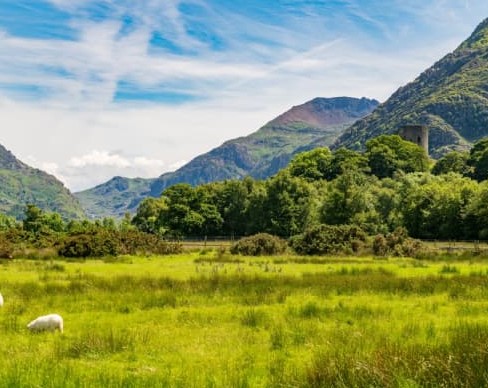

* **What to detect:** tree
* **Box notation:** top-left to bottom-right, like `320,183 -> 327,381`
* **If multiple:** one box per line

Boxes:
326,148 -> 369,180
288,147 -> 333,181
432,151 -> 470,176
132,197 -> 168,235
0,213 -> 17,231
23,204 -> 45,234
399,173 -> 479,239
319,170 -> 381,233
468,138 -> 488,181
211,179 -> 250,236
261,171 -> 316,236
23,204 -> 64,234
366,135 -> 430,178
464,180 -> 488,239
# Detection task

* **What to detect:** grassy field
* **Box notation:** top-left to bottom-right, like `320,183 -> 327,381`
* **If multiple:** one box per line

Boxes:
2,251 -> 488,387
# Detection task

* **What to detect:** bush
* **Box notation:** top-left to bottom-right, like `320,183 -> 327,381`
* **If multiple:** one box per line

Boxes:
0,233 -> 13,259
117,230 -> 182,255
230,233 -> 287,256
372,234 -> 388,256
58,231 -> 119,258
289,224 -> 367,255
373,227 -> 423,257
58,229 -> 183,258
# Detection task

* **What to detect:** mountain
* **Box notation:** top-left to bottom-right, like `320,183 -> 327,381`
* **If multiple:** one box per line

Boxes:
333,18 -> 488,157
0,144 -> 85,219
76,97 -> 379,218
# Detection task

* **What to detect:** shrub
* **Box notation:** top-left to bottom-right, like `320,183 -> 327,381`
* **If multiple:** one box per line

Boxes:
372,234 -> 388,256
58,231 -> 120,258
373,227 -> 423,257
0,233 -> 13,259
289,224 -> 367,255
230,233 -> 287,256
117,230 -> 182,255
58,229 -> 183,258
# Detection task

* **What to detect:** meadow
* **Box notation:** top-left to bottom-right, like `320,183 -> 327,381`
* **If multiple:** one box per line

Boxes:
2,250 -> 488,387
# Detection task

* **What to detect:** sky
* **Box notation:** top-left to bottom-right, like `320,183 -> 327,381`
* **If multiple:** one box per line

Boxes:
0,1 -> 487,192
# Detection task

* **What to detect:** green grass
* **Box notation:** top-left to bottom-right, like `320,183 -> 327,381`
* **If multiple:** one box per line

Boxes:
2,252 -> 488,386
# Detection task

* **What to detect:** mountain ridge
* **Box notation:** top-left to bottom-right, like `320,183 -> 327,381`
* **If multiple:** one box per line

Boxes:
76,97 -> 379,218
332,17 -> 488,157
0,144 -> 86,219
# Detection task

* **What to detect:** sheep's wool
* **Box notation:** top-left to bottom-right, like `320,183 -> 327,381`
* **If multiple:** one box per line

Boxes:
27,314 -> 63,333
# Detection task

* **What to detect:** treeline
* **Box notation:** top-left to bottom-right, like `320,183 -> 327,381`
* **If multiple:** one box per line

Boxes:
0,204 -> 182,258
1,134 -> 487,258
132,135 -> 488,241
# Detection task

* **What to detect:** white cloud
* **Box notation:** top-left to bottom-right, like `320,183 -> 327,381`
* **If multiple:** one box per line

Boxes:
69,150 -> 131,168
133,156 -> 165,168
168,159 -> 187,170
1,0 -> 488,193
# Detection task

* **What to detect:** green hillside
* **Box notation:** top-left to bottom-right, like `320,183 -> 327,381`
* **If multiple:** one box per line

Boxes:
0,144 -> 85,219
78,176 -> 153,219
77,97 -> 379,218
333,18 -> 488,157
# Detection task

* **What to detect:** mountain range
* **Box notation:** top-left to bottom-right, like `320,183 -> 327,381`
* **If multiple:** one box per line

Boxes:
333,18 -> 488,157
76,97 -> 379,218
3,17 -> 488,220
0,144 -> 85,219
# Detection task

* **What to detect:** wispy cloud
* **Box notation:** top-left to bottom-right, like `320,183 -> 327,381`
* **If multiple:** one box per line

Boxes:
0,0 -> 487,190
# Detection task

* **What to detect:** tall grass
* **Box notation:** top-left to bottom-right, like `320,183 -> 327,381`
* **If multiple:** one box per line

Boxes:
1,254 -> 488,386
305,322 -> 488,388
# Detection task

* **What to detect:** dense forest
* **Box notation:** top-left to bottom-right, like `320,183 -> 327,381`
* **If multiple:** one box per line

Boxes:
1,134 -> 488,259
131,135 -> 488,241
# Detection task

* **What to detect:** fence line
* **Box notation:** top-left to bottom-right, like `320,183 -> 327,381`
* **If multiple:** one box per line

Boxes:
170,237 -> 488,252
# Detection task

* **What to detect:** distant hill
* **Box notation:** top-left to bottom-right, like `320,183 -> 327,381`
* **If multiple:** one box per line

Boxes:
76,97 -> 379,218
0,144 -> 85,219
333,17 -> 488,157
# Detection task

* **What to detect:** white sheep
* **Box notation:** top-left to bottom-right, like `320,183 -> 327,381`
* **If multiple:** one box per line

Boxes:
0,292 -> 3,307
27,314 -> 63,333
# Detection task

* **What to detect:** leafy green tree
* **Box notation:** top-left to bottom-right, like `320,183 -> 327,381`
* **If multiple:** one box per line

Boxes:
66,219 -> 97,235
244,180 -> 268,235
261,171 -> 316,236
288,147 -> 333,181
141,183 -> 224,237
23,204 -> 64,234
119,212 -> 136,232
364,178 -> 404,233
400,173 -> 479,239
432,151 -> 470,176
468,138 -> 488,181
208,180 -> 250,236
198,203 -> 223,236
366,135 -> 430,178
23,204 -> 46,233
132,197 -> 168,235
464,180 -> 488,239
320,171 -> 381,233
0,213 -> 17,231
326,148 -> 369,180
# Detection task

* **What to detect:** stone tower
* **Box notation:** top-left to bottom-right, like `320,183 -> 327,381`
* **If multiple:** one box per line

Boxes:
399,125 -> 429,155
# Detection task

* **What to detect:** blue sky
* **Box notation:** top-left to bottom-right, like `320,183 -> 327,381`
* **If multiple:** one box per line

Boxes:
0,0 -> 487,190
